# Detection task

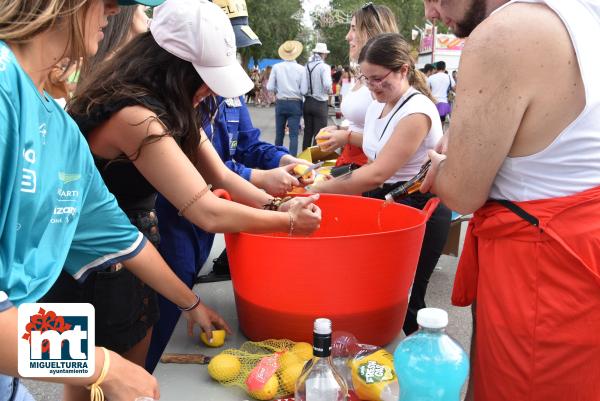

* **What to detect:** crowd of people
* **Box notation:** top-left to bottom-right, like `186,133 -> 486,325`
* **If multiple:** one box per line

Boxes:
1,0 -> 600,400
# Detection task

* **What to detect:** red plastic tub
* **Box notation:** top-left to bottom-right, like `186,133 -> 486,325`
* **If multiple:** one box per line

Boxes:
223,193 -> 439,346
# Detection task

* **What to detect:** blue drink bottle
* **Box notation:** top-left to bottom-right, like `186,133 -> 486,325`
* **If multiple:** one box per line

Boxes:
393,308 -> 469,401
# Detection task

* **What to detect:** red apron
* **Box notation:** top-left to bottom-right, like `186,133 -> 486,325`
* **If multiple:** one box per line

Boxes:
453,185 -> 600,401
335,144 -> 368,167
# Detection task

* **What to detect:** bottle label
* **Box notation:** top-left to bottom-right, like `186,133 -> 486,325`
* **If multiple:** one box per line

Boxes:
357,360 -> 395,384
245,353 -> 280,391
313,332 -> 331,358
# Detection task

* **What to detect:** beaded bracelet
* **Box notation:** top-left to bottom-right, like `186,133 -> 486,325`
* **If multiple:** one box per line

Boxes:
178,294 -> 201,312
262,196 -> 291,211
178,185 -> 213,216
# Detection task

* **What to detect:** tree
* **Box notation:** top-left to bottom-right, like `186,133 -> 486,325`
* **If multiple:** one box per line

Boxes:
240,0 -> 304,70
315,0 -> 430,67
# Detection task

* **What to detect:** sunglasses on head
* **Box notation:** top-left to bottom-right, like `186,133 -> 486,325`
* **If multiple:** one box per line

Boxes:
361,2 -> 381,23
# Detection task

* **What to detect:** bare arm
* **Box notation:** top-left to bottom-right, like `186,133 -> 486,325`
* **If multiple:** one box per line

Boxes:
90,106 -> 320,235
310,113 -> 430,194
427,17 -> 529,213
93,106 -> 290,234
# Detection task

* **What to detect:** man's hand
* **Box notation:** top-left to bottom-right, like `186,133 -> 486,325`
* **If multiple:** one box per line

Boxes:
420,150 -> 447,194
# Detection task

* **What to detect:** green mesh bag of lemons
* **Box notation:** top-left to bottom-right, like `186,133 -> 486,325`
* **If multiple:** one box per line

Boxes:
207,339 -> 313,400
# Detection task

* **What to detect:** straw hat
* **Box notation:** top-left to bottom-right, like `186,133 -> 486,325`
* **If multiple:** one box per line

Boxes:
278,40 -> 303,61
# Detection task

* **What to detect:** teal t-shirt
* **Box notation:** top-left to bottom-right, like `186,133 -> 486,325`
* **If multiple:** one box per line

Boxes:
0,42 -> 146,307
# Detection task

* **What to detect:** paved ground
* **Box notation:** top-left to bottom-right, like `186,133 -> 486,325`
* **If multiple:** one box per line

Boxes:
24,103 -> 471,400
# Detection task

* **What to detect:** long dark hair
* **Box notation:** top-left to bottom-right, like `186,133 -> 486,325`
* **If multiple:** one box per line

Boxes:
358,33 -> 435,103
70,32 -> 210,164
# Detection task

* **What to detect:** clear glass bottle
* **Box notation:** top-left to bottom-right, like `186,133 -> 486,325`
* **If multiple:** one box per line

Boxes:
295,318 -> 348,401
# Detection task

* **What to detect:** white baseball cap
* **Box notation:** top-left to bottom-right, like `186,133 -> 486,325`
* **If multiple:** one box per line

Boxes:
149,0 -> 253,98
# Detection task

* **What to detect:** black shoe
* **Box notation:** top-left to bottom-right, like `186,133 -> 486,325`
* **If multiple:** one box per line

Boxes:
195,249 -> 231,283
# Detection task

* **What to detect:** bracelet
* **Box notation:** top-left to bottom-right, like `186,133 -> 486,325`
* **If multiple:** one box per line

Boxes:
88,347 -> 110,401
178,294 -> 201,311
262,196 -> 291,211
178,184 -> 212,216
288,211 -> 295,236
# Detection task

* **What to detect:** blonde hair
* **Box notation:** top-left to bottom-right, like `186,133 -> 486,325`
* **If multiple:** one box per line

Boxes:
359,33 -> 436,104
353,4 -> 399,52
0,0 -> 90,68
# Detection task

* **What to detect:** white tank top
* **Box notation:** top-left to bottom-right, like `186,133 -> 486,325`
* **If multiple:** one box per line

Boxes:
489,0 -> 600,201
340,83 -> 372,133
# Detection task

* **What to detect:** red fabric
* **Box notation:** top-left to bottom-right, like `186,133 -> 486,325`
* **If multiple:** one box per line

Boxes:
335,144 -> 368,167
453,185 -> 600,401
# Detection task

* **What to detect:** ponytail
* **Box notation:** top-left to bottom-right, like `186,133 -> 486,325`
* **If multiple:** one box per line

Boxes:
409,68 -> 436,103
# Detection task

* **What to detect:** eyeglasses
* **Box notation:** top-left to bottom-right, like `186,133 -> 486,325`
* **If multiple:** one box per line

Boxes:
358,69 -> 394,88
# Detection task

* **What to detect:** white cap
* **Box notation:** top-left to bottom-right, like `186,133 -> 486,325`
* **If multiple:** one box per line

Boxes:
149,0 -> 253,99
416,308 -> 448,329
314,318 -> 332,335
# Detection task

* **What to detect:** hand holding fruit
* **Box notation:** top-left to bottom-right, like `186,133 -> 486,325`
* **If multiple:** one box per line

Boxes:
252,164 -> 300,196
185,301 -> 232,343
315,127 -> 350,153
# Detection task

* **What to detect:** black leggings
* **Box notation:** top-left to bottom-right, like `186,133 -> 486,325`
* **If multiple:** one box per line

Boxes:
363,186 -> 452,335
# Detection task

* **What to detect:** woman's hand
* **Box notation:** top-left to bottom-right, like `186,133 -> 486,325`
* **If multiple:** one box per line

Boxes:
317,128 -> 350,153
184,302 -> 232,340
252,165 -> 300,196
100,349 -> 160,400
279,194 -> 321,235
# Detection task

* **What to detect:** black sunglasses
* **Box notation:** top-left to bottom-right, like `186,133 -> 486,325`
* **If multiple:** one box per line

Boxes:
362,2 -> 381,23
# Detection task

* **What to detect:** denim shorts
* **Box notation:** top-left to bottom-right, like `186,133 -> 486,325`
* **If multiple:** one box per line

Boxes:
0,375 -> 34,401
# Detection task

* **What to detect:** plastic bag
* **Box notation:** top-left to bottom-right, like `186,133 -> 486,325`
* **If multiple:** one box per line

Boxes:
332,333 -> 399,401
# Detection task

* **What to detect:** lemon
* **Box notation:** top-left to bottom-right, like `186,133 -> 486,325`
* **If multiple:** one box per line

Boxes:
247,375 -> 279,400
293,164 -> 310,178
200,329 -> 226,347
278,351 -> 302,371
280,361 -> 305,394
291,342 -> 313,361
315,131 -> 328,145
207,353 -> 241,382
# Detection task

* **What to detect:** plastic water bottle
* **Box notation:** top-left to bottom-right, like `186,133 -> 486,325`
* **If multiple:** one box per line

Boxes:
295,318 -> 348,401
393,308 -> 468,401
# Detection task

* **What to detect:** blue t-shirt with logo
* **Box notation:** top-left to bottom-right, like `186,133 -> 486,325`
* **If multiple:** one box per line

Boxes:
0,42 -> 146,308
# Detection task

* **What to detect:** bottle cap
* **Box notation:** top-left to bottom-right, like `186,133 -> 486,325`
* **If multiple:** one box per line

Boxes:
314,318 -> 332,335
416,308 -> 448,329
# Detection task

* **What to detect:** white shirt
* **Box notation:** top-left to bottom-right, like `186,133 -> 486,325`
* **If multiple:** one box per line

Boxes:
340,83 -> 372,133
363,87 -> 443,183
304,54 -> 333,102
266,60 -> 307,100
489,0 -> 600,200
427,72 -> 454,103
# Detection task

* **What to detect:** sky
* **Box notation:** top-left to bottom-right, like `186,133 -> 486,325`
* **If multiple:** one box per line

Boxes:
302,0 -> 330,26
